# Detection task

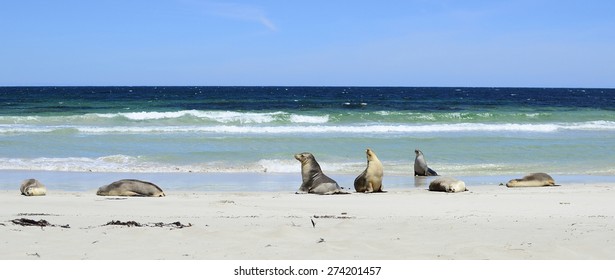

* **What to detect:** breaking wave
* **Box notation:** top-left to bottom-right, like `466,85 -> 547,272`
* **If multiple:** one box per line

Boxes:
1,121 -> 614,135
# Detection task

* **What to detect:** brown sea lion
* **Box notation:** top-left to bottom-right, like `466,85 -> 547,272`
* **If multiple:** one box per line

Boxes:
294,152 -> 348,195
429,177 -> 467,193
506,173 -> 556,188
354,148 -> 384,193
96,179 -> 165,197
20,179 -> 47,196
414,149 -> 438,176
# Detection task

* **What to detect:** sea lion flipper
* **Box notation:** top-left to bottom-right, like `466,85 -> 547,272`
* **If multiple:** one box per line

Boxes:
427,168 -> 438,176
122,191 -> 143,196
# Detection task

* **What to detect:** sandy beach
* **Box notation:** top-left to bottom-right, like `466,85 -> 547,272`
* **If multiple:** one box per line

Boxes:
1,179 -> 614,260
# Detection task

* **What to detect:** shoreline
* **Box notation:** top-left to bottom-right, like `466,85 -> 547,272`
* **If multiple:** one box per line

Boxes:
1,169 -> 615,192
2,182 -> 615,260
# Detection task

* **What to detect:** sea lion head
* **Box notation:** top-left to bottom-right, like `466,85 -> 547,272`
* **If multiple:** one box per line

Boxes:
366,148 -> 381,161
294,152 -> 314,165
23,188 -> 34,196
505,179 -> 523,187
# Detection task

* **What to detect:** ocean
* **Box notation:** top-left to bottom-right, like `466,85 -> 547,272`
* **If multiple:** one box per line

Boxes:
1,86 -> 614,191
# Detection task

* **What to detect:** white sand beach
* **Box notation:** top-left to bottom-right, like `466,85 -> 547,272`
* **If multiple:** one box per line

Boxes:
1,178 -> 614,260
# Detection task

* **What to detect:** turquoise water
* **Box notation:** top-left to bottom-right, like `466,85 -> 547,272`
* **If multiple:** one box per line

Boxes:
0,87 -> 614,191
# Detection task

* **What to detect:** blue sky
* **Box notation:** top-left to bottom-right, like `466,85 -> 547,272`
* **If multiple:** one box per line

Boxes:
1,0 -> 614,87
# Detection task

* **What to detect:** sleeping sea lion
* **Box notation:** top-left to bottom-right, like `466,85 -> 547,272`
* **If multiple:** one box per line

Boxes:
20,179 -> 47,196
414,149 -> 438,176
429,177 -> 467,193
96,179 -> 165,197
294,152 -> 348,195
354,148 -> 384,193
506,173 -> 557,188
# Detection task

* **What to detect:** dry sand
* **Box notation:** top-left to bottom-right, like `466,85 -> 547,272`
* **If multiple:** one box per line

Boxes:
1,183 -> 614,260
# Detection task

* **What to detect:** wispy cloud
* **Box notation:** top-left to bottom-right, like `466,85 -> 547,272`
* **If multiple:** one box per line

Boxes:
196,1 -> 277,31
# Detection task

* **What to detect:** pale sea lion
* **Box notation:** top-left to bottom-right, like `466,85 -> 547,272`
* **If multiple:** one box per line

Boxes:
20,179 -> 47,196
354,148 -> 384,193
96,179 -> 166,197
414,149 -> 438,176
429,177 -> 467,193
294,152 -> 348,195
506,173 -> 556,188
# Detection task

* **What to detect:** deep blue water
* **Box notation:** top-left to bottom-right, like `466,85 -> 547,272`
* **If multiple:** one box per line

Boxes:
1,87 -> 614,114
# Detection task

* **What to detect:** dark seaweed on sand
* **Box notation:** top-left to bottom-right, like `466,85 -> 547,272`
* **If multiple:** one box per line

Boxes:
104,220 -> 192,229
11,218 -> 70,228
312,215 -> 355,219
105,220 -> 143,227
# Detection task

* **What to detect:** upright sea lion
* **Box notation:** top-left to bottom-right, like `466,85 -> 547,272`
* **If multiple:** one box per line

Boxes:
429,177 -> 467,193
414,149 -> 438,176
20,179 -> 47,196
506,173 -> 556,188
354,148 -> 384,193
294,152 -> 348,195
96,179 -> 166,197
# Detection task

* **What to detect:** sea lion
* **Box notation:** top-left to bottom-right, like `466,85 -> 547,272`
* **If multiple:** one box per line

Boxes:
354,148 -> 384,193
414,149 -> 438,176
506,173 -> 556,188
428,177 -> 467,193
96,179 -> 166,197
20,179 -> 47,196
294,152 -> 348,195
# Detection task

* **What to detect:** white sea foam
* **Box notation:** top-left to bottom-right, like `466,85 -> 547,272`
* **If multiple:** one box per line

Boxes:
0,125 -> 58,134
0,156 -> 292,173
288,114 -> 329,123
93,110 -> 334,124
0,156 -> 612,176
257,159 -> 297,173
0,155 -> 141,172
97,110 -> 286,123
1,121 -> 615,135
0,156 -> 373,174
